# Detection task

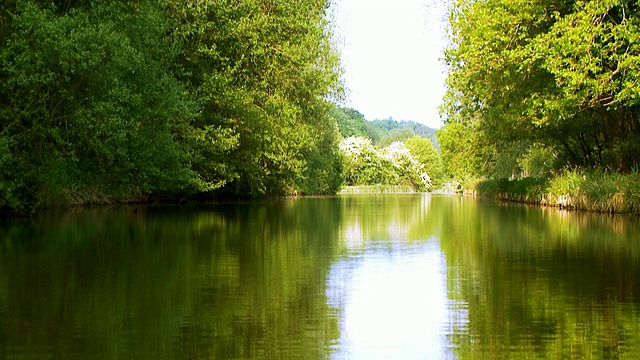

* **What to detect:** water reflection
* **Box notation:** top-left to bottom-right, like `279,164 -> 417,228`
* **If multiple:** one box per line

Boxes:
0,200 -> 343,360
1,195 -> 640,359
337,194 -> 436,254
439,198 -> 640,359
327,240 -> 450,359
328,194 -> 452,359
328,194 -> 640,359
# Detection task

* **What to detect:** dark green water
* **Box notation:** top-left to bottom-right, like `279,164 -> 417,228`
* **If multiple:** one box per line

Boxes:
1,194 -> 639,359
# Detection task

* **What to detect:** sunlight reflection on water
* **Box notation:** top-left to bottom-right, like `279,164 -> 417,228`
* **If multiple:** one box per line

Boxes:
326,239 -> 456,359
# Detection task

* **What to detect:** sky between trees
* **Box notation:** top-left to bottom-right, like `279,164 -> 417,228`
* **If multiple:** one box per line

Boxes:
330,0 -> 449,129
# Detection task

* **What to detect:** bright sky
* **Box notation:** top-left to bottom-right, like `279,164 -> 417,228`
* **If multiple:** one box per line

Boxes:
330,0 -> 449,129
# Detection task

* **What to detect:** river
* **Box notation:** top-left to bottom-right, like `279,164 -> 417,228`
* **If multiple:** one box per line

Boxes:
1,194 -> 639,359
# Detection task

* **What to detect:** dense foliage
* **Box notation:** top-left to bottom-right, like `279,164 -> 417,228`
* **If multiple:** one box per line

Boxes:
442,0 -> 640,179
169,0 -> 343,197
331,107 -> 368,138
332,108 -> 444,190
405,135 -> 444,186
365,118 -> 437,147
472,169 -> 640,214
0,0 -> 342,213
339,136 -> 432,191
1,0 -> 193,210
331,107 -> 438,147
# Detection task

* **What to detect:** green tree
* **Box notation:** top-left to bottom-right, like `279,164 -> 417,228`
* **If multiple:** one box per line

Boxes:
0,0 -> 192,212
382,141 -> 432,191
364,118 -> 437,146
339,136 -> 394,186
405,136 -> 444,186
299,113 -> 344,195
364,121 -> 384,144
444,0 -> 640,178
378,127 -> 416,148
331,107 -> 368,138
168,0 -> 342,197
0,0 -> 343,213
436,123 -> 472,180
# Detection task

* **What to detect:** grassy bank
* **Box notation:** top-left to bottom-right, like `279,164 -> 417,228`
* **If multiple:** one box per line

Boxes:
470,170 -> 640,214
338,185 -> 418,194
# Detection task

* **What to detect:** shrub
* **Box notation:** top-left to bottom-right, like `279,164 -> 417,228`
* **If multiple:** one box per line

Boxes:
473,169 -> 640,214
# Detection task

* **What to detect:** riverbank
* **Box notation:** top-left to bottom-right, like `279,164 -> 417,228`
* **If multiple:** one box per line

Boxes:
338,185 -> 418,194
466,170 -> 640,215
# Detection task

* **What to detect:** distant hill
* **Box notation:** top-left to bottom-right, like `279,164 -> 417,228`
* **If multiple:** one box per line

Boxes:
329,107 -> 439,148
365,118 -> 438,148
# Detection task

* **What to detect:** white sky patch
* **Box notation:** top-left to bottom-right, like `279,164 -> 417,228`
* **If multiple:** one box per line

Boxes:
331,0 -> 449,129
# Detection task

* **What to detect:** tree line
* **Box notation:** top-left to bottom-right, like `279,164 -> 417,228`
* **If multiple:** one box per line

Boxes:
332,107 -> 438,147
441,0 -> 640,180
0,0 -> 343,213
333,107 -> 444,189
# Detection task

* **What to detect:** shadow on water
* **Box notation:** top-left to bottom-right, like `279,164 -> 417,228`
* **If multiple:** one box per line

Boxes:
0,199 -> 344,360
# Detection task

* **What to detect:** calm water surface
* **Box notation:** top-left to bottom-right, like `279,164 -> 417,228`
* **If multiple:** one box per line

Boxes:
1,194 -> 639,359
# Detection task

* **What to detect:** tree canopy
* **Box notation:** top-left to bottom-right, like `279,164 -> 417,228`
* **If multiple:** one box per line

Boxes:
332,107 -> 368,138
0,0 -> 342,213
405,136 -> 444,186
442,0 -> 640,179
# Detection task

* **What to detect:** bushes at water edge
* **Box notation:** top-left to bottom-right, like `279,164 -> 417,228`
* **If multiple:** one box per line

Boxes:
471,170 -> 640,214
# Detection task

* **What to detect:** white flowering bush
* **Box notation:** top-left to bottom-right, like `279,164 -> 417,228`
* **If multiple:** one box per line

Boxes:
382,142 -> 432,191
339,136 -> 393,185
339,137 -> 431,191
